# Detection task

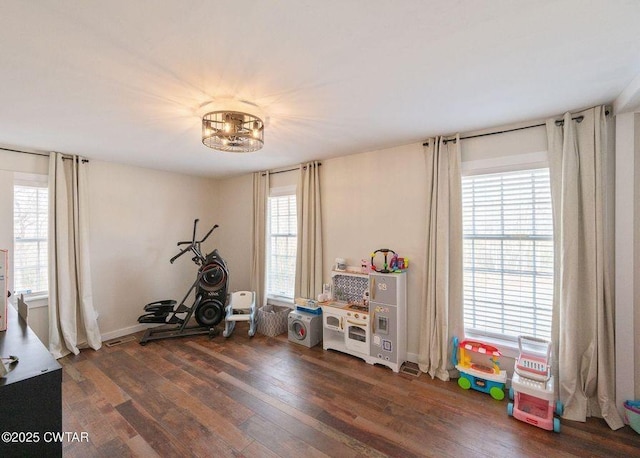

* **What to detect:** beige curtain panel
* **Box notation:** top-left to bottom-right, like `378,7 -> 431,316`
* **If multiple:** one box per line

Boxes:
250,171 -> 269,308
547,106 -> 623,430
418,136 -> 464,381
295,161 -> 323,299
48,152 -> 101,359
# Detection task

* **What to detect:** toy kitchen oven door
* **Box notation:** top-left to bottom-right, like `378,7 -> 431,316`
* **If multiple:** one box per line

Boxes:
344,309 -> 369,354
369,272 -> 407,373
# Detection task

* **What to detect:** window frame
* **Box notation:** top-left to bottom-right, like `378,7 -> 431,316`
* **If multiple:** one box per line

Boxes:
461,153 -> 553,352
13,173 -> 49,299
265,185 -> 297,305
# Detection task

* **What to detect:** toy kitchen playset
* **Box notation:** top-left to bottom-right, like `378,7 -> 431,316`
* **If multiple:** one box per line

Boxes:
321,250 -> 407,373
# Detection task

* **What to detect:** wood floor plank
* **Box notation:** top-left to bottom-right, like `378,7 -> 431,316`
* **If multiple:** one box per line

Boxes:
59,331 -> 640,457
239,414 -> 330,458
238,439 -> 283,458
74,359 -> 131,406
215,371 -> 372,458
125,434 -> 162,458
377,388 -> 530,456
316,409 -> 423,458
153,377 -> 253,451
126,342 -> 255,426
185,340 -> 253,372
93,438 -> 135,458
115,399 -> 192,457
94,351 -> 241,457
155,346 -> 267,428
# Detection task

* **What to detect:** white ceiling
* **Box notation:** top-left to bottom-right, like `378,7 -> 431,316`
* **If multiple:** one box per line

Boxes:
2,1 -> 640,178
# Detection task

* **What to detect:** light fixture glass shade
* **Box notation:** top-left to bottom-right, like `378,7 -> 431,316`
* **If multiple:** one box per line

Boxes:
202,110 -> 264,152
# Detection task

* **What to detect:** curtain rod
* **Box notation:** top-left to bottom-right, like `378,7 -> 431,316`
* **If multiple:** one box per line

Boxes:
261,162 -> 322,176
0,146 -> 89,163
423,110 -> 610,146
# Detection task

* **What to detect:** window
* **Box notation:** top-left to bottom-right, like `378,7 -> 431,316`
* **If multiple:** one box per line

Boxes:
266,190 -> 297,300
13,184 -> 49,296
462,168 -> 553,341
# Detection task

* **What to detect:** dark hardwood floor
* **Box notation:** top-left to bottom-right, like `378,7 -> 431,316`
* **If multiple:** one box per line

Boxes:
60,324 -> 640,457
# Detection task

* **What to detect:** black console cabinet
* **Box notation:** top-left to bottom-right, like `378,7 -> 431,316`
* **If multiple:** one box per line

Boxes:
0,305 -> 62,458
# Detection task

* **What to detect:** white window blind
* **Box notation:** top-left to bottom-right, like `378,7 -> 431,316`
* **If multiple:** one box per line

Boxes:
14,185 -> 49,296
266,193 -> 297,300
462,168 -> 553,341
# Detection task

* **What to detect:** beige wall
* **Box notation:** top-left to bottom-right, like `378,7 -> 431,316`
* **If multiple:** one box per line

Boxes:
86,160 -> 220,339
215,173 -> 253,292
0,149 -> 49,174
0,152 -> 222,341
214,168 -> 301,295
7,114 -> 630,379
215,144 -> 430,357
461,123 -> 547,166
321,143 -> 427,356
215,121 -> 549,360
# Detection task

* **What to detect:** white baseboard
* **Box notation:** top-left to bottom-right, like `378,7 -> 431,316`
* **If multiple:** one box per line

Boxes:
100,328 -> 422,368
407,351 -> 419,364
101,323 -> 156,342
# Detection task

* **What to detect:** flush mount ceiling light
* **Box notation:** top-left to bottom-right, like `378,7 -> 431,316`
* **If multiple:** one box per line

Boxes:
200,99 -> 265,153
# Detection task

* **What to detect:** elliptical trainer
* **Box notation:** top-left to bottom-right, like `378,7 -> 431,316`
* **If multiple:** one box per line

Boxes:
137,219 -> 229,345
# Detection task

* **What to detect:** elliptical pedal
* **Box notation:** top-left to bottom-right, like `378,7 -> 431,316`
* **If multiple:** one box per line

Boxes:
137,313 -> 170,324
144,299 -> 177,313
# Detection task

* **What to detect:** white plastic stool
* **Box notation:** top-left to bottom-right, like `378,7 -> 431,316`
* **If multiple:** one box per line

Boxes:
223,291 -> 257,337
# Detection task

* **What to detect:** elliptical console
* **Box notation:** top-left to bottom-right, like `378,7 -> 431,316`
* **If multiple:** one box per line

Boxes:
138,219 -> 229,344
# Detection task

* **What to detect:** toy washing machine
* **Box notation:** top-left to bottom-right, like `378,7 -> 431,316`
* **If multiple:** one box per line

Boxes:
288,310 -> 322,348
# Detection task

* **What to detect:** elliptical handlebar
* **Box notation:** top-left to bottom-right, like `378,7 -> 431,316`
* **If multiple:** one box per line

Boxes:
169,219 -> 219,265
170,245 -> 192,264
200,224 -> 219,244
192,218 -> 199,244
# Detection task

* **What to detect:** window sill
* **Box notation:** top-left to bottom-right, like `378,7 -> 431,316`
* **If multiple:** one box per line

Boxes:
11,294 -> 49,309
266,297 -> 294,309
463,332 -> 520,359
